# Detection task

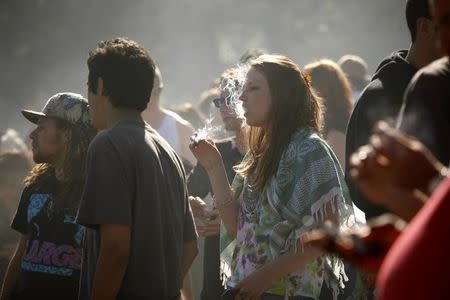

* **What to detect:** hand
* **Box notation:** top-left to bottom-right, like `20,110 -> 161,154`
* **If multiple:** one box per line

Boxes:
189,196 -> 221,237
189,196 -> 208,218
189,136 -> 222,172
196,209 -> 221,237
235,268 -> 274,300
303,214 -> 405,274
350,145 -> 420,207
350,121 -> 444,195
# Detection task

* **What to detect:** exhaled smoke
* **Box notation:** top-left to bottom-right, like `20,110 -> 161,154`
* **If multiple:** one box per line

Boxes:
191,64 -> 248,145
218,63 -> 248,120
191,111 -> 222,144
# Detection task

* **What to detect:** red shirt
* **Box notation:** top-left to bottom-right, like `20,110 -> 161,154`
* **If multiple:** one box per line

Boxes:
377,176 -> 450,299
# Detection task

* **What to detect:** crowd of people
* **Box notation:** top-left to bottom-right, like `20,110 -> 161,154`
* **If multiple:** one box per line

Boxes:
0,0 -> 448,299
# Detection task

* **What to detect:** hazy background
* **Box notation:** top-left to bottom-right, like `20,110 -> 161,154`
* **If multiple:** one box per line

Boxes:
0,0 -> 408,134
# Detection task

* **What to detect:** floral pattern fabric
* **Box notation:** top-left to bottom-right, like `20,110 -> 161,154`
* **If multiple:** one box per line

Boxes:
227,192 -> 325,298
222,128 -> 358,299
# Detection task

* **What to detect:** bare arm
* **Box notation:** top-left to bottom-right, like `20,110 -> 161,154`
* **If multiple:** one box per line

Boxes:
326,129 -> 346,170
181,272 -> 193,300
178,122 -> 197,165
206,162 -> 240,238
180,239 -> 198,279
90,224 -> 130,300
1,234 -> 28,300
190,140 -> 240,238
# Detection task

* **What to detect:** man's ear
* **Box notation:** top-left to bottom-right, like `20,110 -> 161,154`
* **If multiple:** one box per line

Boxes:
97,77 -> 105,96
417,17 -> 434,38
95,77 -> 105,96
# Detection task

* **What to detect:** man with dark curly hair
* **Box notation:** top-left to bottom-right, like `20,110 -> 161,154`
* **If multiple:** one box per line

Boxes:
76,37 -> 197,300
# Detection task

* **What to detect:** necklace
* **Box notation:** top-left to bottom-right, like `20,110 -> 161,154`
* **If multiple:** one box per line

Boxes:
242,178 -> 261,223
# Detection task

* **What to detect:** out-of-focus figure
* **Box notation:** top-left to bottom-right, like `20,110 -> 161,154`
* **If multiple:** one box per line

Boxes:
338,55 -> 370,104
305,59 -> 353,168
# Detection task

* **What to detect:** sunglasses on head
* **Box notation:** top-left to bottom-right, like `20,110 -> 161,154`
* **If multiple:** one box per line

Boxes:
213,97 -> 230,108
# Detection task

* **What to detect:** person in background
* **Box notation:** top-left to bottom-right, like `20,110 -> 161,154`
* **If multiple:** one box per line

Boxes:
396,0 -> 450,166
0,129 -> 29,155
238,48 -> 266,64
188,67 -> 248,300
337,55 -> 370,104
143,66 -> 196,165
0,151 -> 32,283
305,2 -> 450,290
198,87 -> 221,120
171,102 -> 206,131
345,0 -> 441,220
1,92 -> 95,300
304,59 -> 353,168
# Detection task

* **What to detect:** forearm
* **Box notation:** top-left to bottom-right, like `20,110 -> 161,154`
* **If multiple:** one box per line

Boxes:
90,248 -> 129,300
181,273 -> 193,300
207,163 -> 239,238
259,246 -> 322,283
181,240 -> 198,279
91,224 -> 130,300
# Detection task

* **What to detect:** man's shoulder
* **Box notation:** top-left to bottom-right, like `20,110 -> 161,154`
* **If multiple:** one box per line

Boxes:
164,110 -> 194,130
422,56 -> 450,76
89,130 -> 112,151
356,79 -> 388,107
90,122 -> 147,151
410,57 -> 450,88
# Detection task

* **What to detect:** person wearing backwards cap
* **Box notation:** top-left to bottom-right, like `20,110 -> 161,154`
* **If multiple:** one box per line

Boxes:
0,92 -> 96,300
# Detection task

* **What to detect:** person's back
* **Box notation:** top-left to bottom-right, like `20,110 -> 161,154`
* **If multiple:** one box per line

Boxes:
377,2 -> 450,298
345,0 -> 440,219
345,50 -> 417,218
397,56 -> 450,165
76,37 -> 197,300
78,120 -> 192,298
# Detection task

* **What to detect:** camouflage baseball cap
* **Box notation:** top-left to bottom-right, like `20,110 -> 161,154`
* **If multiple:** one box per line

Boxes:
22,92 -> 92,127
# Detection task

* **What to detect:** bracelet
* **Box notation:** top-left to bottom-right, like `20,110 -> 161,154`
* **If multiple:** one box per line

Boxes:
427,166 -> 448,195
213,193 -> 234,209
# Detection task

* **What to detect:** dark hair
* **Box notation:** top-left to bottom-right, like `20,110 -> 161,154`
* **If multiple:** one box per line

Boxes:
25,118 -> 96,214
239,48 -> 266,64
198,87 -> 220,116
235,55 -> 324,192
88,37 -> 156,112
406,0 -> 432,42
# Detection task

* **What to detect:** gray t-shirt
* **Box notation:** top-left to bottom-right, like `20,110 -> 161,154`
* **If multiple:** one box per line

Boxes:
76,120 -> 196,300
